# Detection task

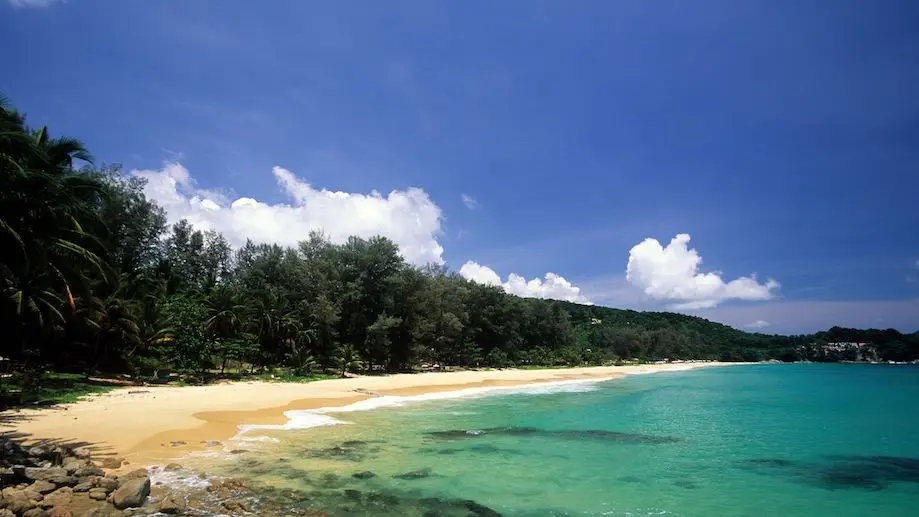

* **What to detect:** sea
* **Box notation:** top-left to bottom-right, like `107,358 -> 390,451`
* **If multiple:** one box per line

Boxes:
161,364 -> 919,517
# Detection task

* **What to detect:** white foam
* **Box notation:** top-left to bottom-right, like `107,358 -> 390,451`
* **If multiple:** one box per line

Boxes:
234,411 -> 350,440
235,377 -> 609,438
237,367 -> 709,438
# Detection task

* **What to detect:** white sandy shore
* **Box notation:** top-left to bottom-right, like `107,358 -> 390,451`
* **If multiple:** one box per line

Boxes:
3,362 -> 741,465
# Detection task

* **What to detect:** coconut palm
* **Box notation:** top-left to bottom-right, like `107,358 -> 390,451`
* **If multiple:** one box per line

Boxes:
334,343 -> 364,377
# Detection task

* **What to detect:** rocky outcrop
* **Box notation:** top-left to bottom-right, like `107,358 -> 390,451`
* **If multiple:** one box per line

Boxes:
157,494 -> 186,515
110,478 -> 150,510
0,438 -> 159,517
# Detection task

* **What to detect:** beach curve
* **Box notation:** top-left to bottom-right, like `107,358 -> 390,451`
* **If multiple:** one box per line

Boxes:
4,362 -> 740,467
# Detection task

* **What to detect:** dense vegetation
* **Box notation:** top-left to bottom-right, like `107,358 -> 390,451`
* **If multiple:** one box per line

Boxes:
1,98 -> 917,403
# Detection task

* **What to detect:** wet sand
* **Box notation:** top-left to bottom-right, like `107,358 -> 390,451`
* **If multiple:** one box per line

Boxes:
4,363 -> 737,466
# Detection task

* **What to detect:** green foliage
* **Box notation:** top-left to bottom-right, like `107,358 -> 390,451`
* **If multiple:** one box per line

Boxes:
0,95 -> 917,404
158,294 -> 211,373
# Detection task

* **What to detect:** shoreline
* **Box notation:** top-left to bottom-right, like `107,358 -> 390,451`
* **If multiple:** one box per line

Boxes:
3,362 -> 743,467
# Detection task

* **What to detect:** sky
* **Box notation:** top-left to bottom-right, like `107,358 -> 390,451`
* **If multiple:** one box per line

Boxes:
3,0 -> 918,334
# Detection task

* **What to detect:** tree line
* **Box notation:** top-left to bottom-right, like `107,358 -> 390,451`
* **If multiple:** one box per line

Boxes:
1,98 -> 917,387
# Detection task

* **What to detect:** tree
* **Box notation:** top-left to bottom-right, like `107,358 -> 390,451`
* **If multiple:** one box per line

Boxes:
335,343 -> 364,377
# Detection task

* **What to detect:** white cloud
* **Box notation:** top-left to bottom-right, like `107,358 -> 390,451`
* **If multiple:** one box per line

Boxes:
132,162 -> 445,266
744,320 -> 771,329
459,261 -> 592,304
626,233 -> 779,309
461,194 -> 478,210
8,0 -> 63,7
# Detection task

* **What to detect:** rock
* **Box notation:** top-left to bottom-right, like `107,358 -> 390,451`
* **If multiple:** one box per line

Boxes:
88,489 -> 108,501
168,442 -> 186,448
157,494 -> 186,515
111,478 -> 150,510
351,471 -> 375,479
71,449 -> 92,461
21,509 -> 45,517
98,458 -> 123,470
29,447 -> 50,459
29,481 -> 57,495
228,450 -> 247,455
49,507 -> 72,517
116,470 -> 148,483
0,509 -> 14,517
344,489 -> 361,500
62,460 -> 90,475
72,482 -> 94,493
462,499 -> 504,517
163,464 -> 183,472
96,478 -> 118,492
205,478 -> 247,498
38,487 -> 72,509
1,487 -> 41,514
393,468 -> 432,480
73,467 -> 105,478
24,468 -> 67,482
220,500 -> 249,514
45,475 -> 78,488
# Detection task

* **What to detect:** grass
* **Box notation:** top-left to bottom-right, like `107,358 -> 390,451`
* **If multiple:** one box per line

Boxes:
255,371 -> 337,383
0,372 -> 122,408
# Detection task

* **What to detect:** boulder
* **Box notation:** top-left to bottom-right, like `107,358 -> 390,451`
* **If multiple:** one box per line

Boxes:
29,481 -> 57,495
71,449 -> 92,461
73,468 -> 104,479
1,487 -> 41,514
163,464 -> 183,472
96,479 -> 118,492
220,500 -> 249,514
111,478 -> 150,510
116,470 -> 148,483
98,458 -> 123,470
62,460 -> 89,476
157,495 -> 186,515
38,487 -> 72,509
24,468 -> 67,482
72,482 -> 94,493
45,475 -> 78,488
88,489 -> 108,501
351,471 -> 375,479
0,509 -> 14,517
21,509 -> 45,517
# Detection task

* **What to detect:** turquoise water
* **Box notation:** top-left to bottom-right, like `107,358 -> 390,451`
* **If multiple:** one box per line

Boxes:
193,364 -> 919,516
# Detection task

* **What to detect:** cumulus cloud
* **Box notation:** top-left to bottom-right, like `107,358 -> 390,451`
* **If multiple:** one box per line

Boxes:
745,320 -> 771,329
8,0 -> 63,7
132,162 -> 445,265
626,233 -> 779,309
461,194 -> 478,210
459,261 -> 592,304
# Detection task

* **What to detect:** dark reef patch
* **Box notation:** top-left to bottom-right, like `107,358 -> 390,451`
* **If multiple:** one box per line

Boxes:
425,426 -> 680,444
305,440 -> 381,462
738,454 -> 919,491
393,468 -> 433,480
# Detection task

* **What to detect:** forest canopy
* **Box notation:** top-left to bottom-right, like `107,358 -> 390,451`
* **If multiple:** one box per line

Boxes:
1,97 -> 916,387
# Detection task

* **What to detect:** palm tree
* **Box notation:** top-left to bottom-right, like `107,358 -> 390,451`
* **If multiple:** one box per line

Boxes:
334,343 -> 364,377
74,292 -> 141,376
1,98 -> 107,360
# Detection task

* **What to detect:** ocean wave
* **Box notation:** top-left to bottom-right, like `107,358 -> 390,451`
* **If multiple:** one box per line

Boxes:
235,411 -> 350,438
235,377 -> 608,438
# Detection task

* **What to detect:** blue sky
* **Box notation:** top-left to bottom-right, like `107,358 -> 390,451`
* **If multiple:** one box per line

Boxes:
3,0 -> 918,334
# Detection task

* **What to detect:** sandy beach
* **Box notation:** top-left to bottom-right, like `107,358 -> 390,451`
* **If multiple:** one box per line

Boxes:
3,363 -> 737,466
